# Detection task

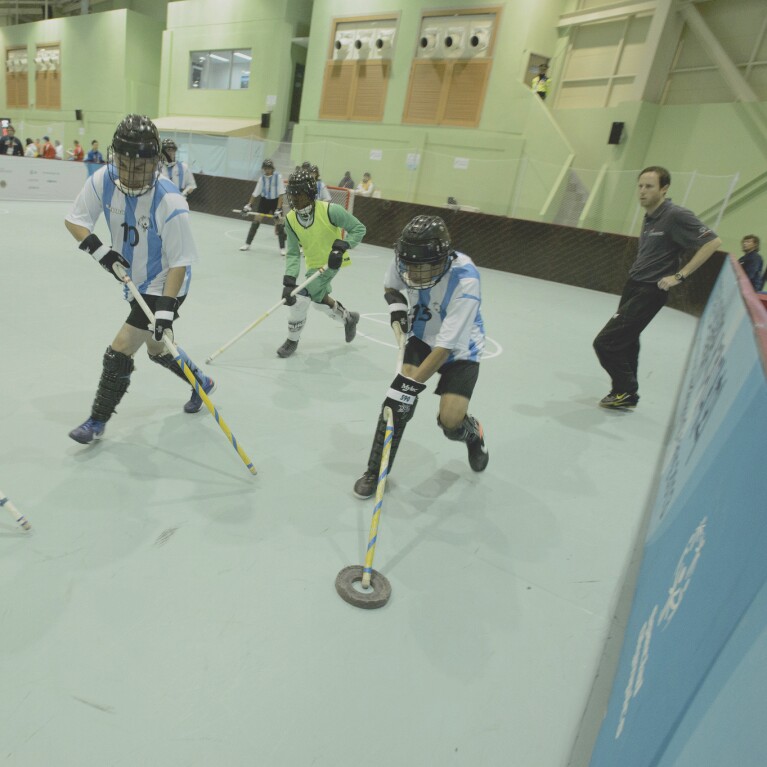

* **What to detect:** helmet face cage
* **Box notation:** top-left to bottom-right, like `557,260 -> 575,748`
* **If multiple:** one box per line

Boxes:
108,115 -> 161,197
395,216 -> 453,289
161,138 -> 177,163
286,169 -> 317,211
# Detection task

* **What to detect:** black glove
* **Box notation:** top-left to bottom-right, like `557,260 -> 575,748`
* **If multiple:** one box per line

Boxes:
385,290 -> 409,335
153,296 -> 178,342
327,239 -> 349,270
282,275 -> 297,306
384,373 -> 426,429
79,233 -> 130,283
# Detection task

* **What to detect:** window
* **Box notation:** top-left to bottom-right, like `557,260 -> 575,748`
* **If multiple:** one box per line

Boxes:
189,49 -> 251,90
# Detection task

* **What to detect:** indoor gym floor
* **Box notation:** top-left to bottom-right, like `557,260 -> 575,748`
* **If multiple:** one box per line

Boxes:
0,201 -> 697,767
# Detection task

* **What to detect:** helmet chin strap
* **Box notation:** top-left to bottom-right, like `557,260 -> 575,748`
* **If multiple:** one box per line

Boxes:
297,204 -> 314,225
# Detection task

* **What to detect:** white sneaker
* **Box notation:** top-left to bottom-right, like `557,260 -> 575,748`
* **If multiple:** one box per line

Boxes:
280,247 -> 286,256
239,244 -> 250,251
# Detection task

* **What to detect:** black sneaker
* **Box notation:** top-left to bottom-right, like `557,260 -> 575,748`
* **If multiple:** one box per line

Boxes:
599,391 -> 639,409
277,339 -> 298,358
344,312 -> 360,343
353,469 -> 377,499
466,417 -> 489,472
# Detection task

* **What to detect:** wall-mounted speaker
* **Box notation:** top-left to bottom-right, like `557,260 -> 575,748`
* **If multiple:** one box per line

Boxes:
261,112 -> 271,129
608,121 -> 625,145
75,109 -> 83,121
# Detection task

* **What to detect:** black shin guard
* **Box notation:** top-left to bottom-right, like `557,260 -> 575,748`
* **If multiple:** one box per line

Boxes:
149,351 -> 192,385
246,221 -> 260,244
366,402 -> 418,474
91,346 -> 134,422
276,223 -> 286,248
438,414 -> 479,442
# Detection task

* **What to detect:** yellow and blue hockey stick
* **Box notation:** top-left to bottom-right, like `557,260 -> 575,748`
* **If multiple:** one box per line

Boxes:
114,264 -> 257,476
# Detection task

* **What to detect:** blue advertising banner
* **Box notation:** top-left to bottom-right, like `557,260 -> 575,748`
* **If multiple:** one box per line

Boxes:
588,258 -> 767,766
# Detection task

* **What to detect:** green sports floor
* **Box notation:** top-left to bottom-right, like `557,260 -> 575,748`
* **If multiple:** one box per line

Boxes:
0,201 -> 697,767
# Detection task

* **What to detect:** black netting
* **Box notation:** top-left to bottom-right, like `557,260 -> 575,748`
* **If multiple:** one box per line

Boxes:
189,177 -> 723,316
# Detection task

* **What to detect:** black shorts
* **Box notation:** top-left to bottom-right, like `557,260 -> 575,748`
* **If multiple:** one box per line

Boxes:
258,197 -> 279,215
125,294 -> 186,330
403,336 -> 480,399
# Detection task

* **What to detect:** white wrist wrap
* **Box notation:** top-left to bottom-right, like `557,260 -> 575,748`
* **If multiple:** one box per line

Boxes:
155,310 -> 174,323
389,302 -> 407,314
90,244 -> 112,262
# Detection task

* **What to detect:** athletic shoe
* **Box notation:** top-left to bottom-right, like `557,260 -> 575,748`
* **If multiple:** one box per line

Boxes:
344,312 -> 360,343
184,375 -> 216,414
277,339 -> 298,358
68,417 -> 106,444
353,470 -> 378,499
599,391 -> 639,409
466,417 -> 489,472
239,244 -> 250,251
280,247 -> 286,256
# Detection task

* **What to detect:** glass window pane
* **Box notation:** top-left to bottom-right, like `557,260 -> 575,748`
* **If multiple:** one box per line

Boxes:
231,49 -> 252,89
207,50 -> 232,89
189,51 -> 206,89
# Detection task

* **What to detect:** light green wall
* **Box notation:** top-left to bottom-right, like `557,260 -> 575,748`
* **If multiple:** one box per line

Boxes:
294,0 -> 572,215
159,0 -> 312,140
0,9 -> 163,151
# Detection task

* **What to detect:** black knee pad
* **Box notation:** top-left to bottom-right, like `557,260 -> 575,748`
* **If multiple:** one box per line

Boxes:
438,415 -> 476,442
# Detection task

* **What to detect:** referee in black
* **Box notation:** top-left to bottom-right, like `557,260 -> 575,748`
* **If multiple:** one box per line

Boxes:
593,165 -> 722,410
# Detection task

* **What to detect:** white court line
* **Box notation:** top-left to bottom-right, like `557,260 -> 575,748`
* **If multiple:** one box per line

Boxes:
358,313 -> 503,360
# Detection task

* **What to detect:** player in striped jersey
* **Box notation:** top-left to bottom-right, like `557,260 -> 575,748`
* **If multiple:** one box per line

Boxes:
353,215 -> 489,499
64,114 -> 215,445
159,139 -> 197,198
240,159 -> 286,254
301,162 -> 332,203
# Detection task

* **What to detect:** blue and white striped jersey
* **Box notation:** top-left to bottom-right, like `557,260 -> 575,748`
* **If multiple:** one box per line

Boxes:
160,161 -> 197,194
66,166 -> 198,298
384,252 -> 485,363
316,180 -> 332,202
252,173 -> 283,200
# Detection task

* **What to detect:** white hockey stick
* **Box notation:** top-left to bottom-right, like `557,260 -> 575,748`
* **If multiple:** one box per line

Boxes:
205,266 -> 329,364
0,490 -> 31,531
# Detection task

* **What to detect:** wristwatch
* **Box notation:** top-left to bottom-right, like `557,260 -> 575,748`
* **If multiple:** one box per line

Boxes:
674,272 -> 686,282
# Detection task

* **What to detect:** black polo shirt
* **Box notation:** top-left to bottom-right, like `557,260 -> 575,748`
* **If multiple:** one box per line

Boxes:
629,198 -> 718,283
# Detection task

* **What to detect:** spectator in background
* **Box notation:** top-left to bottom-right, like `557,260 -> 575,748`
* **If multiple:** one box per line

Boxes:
531,64 -> 551,100
739,235 -> 764,292
338,171 -> 355,189
85,139 -> 104,164
0,125 -> 23,156
355,172 -> 375,197
68,140 -> 84,161
41,136 -> 56,159
54,140 -> 64,160
24,138 -> 38,158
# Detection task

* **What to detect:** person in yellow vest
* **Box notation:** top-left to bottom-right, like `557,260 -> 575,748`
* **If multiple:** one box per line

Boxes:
277,168 -> 367,358
531,64 -> 551,100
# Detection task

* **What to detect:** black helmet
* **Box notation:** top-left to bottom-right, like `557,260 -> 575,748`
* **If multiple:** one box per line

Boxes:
108,114 -> 161,197
161,138 -> 177,163
262,158 -> 275,171
310,164 -> 320,178
395,215 -> 454,288
286,169 -> 317,211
